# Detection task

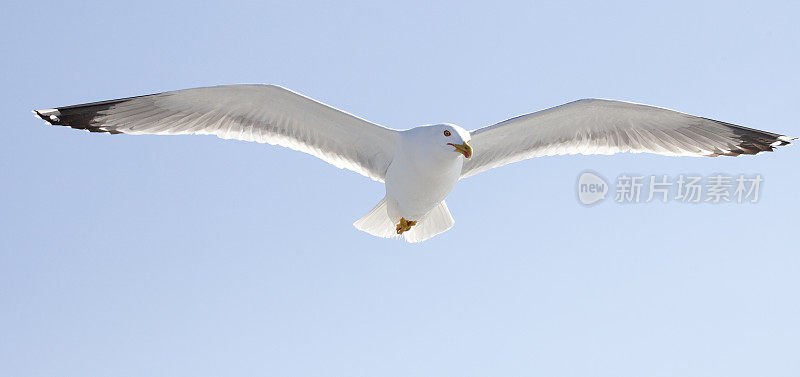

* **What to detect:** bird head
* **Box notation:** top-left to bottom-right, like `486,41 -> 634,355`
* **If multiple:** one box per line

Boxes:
433,123 -> 472,159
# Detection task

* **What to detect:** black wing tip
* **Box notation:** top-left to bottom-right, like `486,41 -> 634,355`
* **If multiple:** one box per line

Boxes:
32,104 -> 124,135
705,134 -> 795,157
33,109 -> 61,125
774,135 -> 796,146
699,117 -> 795,157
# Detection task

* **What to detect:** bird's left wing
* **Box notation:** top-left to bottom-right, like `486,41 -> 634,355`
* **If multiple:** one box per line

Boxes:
461,99 -> 795,178
34,84 -> 400,182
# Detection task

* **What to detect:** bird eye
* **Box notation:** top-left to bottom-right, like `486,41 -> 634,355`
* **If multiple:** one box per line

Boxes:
443,130 -> 451,137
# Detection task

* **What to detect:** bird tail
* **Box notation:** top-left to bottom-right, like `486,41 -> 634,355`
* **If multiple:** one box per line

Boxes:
353,196 -> 397,239
353,197 -> 454,243
403,201 -> 455,243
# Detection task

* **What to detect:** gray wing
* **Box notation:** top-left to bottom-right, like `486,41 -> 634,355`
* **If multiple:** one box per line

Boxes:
462,98 -> 795,178
34,84 -> 400,182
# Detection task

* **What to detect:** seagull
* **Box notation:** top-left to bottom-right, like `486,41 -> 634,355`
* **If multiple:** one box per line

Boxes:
34,84 -> 795,242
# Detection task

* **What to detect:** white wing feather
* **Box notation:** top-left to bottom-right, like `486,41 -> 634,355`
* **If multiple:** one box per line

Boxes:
35,85 -> 400,182
462,99 -> 794,178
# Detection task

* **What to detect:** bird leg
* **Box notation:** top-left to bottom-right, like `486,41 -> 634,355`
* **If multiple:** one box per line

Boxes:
395,217 -> 417,235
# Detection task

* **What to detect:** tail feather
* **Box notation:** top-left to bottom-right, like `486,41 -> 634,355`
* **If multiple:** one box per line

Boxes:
353,197 -> 454,243
403,201 -> 454,243
353,197 -> 396,239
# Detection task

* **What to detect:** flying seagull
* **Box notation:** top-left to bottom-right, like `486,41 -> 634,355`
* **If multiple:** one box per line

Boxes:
34,85 -> 794,242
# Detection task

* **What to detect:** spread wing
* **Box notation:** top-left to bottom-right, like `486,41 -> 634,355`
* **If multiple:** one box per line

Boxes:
34,84 -> 400,182
461,99 -> 795,178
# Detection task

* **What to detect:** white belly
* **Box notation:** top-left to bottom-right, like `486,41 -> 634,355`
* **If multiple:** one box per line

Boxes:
384,154 -> 462,221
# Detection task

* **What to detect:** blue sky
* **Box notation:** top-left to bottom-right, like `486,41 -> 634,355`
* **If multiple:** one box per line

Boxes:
2,1 -> 798,376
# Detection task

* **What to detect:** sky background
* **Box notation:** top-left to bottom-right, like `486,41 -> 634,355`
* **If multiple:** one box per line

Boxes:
1,1 -> 799,376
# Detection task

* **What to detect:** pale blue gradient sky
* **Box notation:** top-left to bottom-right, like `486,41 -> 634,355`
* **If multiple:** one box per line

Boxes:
2,1 -> 799,376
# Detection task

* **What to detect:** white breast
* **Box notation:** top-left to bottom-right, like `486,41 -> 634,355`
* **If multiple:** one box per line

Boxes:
384,133 -> 464,221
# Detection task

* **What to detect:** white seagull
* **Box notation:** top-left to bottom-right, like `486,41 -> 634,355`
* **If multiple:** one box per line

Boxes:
34,85 -> 795,242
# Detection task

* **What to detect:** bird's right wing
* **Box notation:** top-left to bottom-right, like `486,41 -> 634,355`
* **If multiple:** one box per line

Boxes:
34,84 -> 400,182
462,99 -> 794,178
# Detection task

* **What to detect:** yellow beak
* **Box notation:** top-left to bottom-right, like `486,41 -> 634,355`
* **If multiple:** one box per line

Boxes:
448,141 -> 473,159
